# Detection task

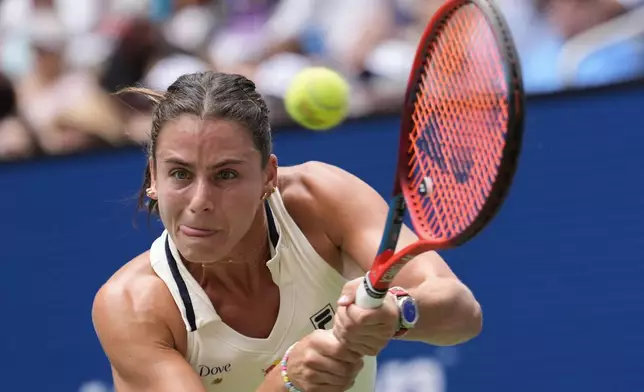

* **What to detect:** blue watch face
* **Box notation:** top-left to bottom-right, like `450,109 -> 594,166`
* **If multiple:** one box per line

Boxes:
401,298 -> 418,324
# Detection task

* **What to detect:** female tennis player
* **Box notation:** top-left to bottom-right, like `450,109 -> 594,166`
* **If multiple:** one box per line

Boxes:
91,71 -> 482,392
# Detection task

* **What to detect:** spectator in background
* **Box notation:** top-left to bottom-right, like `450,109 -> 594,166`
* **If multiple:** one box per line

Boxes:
548,0 -> 644,88
340,0 -> 447,109
101,0 -> 216,144
361,0 -> 444,79
15,9 -> 126,155
502,0 -> 644,93
0,72 -> 36,161
207,0 -> 396,103
141,0 -> 215,92
1,0 -> 642,160
99,17 -> 169,144
206,0 -> 282,78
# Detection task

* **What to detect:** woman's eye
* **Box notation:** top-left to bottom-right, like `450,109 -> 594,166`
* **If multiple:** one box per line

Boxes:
218,170 -> 238,180
170,169 -> 190,180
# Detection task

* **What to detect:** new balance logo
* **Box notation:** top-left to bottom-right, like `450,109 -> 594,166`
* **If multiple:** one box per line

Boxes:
310,304 -> 335,330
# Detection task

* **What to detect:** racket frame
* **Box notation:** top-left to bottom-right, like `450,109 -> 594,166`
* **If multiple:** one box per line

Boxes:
358,0 -> 525,307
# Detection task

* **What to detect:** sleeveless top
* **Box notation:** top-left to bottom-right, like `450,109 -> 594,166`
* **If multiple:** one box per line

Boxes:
149,189 -> 377,391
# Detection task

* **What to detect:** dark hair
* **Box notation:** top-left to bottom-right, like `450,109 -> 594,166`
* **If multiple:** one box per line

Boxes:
118,71 -> 272,216
0,72 -> 17,119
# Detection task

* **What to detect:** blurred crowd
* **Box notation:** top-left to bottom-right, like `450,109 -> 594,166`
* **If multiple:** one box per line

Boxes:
0,0 -> 642,161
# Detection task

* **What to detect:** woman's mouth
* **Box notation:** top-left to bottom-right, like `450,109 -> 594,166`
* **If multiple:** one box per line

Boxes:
179,225 -> 216,237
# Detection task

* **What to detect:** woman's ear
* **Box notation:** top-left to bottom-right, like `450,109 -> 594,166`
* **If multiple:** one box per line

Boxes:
147,158 -> 158,199
262,154 -> 278,199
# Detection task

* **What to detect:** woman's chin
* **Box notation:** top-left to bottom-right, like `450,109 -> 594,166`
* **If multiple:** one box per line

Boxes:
175,232 -> 229,263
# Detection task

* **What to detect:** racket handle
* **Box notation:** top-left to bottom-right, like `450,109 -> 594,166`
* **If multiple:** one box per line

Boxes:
355,275 -> 386,309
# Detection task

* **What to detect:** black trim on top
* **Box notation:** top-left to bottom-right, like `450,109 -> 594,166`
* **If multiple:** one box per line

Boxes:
265,199 -> 280,248
165,236 -> 198,332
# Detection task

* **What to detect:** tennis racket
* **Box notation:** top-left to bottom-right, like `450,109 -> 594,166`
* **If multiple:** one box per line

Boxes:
355,0 -> 525,308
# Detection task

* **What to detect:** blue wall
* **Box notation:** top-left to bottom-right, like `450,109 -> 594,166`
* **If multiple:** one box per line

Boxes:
1,83 -> 643,392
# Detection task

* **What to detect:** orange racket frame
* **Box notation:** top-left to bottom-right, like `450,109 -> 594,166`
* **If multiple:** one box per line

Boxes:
355,0 -> 525,309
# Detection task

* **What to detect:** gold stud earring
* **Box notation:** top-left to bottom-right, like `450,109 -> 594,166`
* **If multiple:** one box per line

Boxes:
146,188 -> 156,198
261,186 -> 276,200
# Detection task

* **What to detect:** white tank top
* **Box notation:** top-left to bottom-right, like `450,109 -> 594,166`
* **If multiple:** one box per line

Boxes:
149,190 -> 378,391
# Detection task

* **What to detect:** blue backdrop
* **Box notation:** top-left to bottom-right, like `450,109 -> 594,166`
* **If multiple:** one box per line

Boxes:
1,83 -> 643,392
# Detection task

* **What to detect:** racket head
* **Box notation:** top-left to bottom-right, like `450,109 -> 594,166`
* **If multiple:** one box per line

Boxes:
395,0 -> 525,249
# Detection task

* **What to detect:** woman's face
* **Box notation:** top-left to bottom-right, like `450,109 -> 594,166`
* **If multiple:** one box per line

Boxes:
149,114 -> 276,264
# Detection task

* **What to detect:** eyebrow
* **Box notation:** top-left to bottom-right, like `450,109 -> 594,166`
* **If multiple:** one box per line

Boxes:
162,157 -> 246,170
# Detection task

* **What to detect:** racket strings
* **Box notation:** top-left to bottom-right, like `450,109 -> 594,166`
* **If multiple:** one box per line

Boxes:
407,3 -> 510,241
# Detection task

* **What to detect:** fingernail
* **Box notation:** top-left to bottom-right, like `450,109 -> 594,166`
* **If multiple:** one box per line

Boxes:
338,295 -> 349,305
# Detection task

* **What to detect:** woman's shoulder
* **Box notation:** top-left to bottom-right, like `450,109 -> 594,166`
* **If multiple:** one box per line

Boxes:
92,251 -> 189,355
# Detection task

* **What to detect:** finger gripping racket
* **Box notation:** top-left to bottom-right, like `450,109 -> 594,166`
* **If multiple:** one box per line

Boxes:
355,0 -> 525,308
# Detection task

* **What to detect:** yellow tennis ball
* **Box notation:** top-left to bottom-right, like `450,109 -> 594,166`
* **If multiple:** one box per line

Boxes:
284,67 -> 350,131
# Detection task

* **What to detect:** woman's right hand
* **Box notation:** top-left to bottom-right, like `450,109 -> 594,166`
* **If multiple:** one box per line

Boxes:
286,329 -> 365,392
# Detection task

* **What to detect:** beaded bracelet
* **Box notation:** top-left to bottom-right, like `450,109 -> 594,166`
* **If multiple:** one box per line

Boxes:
280,342 -> 302,392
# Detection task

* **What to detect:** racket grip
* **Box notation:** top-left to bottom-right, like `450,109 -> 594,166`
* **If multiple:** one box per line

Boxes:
355,276 -> 386,309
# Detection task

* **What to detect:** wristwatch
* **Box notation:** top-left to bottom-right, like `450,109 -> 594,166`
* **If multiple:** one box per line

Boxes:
388,286 -> 419,339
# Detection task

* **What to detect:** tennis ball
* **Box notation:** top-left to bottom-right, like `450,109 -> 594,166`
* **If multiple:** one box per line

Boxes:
284,67 -> 350,131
